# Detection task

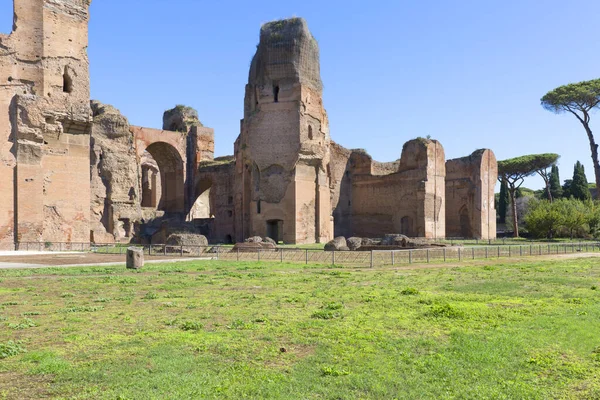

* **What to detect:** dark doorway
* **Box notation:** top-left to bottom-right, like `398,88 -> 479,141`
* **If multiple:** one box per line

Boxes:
400,216 -> 413,237
267,219 -> 283,243
460,206 -> 472,238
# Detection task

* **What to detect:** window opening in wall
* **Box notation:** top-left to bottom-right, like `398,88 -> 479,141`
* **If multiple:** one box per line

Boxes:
227,210 -> 233,218
308,125 -> 313,140
257,199 -> 262,214
63,67 -> 73,93
228,196 -> 233,205
273,85 -> 279,102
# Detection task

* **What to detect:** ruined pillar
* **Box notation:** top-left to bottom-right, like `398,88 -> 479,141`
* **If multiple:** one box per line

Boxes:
236,18 -> 333,244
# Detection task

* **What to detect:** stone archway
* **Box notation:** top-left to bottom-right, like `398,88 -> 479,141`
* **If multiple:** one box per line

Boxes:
188,177 -> 214,220
143,142 -> 185,213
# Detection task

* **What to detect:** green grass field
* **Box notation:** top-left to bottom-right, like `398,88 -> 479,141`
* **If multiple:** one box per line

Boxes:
0,258 -> 599,399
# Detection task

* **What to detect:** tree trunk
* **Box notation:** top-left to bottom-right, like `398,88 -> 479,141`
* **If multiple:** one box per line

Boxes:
510,189 -> 519,237
583,122 -> 600,199
544,177 -> 552,202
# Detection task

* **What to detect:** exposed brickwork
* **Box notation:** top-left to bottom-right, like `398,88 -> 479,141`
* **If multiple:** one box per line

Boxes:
446,149 -> 497,239
0,7 -> 497,246
0,0 -> 92,245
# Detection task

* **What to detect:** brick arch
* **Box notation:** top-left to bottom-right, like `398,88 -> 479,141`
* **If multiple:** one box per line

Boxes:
132,126 -> 188,214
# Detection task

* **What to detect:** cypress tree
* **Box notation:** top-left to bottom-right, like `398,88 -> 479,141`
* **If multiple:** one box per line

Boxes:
571,161 -> 591,200
498,179 -> 509,224
549,164 -> 563,199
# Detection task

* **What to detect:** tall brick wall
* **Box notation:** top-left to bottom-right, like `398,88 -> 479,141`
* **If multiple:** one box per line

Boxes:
0,0 -> 92,245
345,139 -> 446,239
446,149 -> 497,239
234,18 -> 333,244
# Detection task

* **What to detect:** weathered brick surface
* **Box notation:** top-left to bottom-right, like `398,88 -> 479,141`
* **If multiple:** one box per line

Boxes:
0,0 -> 92,245
446,149 -> 497,239
0,7 -> 497,246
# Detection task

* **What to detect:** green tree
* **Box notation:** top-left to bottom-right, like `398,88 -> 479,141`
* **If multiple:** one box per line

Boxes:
498,154 -> 561,237
548,164 -> 563,199
524,199 -> 561,238
562,179 -> 573,198
532,154 -> 559,202
571,161 -> 591,201
542,79 -> 600,198
498,179 -> 509,224
556,198 -> 588,238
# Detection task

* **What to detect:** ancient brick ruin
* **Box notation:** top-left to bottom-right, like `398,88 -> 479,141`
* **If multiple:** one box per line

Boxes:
0,3 -> 497,248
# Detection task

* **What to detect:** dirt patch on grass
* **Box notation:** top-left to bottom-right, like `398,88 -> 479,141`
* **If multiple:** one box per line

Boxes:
0,371 -> 53,399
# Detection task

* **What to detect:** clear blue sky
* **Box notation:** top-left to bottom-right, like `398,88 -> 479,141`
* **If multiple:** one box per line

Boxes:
3,0 -> 600,190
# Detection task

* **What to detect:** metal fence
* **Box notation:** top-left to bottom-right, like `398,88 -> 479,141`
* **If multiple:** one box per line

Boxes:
2,241 -> 599,268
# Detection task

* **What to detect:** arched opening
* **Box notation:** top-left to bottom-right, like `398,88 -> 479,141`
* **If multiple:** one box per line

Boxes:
308,125 -> 313,140
267,219 -> 283,243
459,206 -> 472,238
273,84 -> 280,103
141,154 -> 160,208
142,142 -> 185,213
188,178 -> 213,220
224,234 -> 233,244
400,216 -> 413,237
63,67 -> 73,93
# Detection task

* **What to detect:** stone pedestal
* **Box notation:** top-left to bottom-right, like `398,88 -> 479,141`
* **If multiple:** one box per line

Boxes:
126,247 -> 144,269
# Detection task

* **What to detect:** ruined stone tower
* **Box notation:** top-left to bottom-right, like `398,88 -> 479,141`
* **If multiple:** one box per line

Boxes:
0,0 -> 92,245
235,18 -> 333,244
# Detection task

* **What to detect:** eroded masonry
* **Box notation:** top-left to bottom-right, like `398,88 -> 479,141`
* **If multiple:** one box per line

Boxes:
0,2 -> 497,247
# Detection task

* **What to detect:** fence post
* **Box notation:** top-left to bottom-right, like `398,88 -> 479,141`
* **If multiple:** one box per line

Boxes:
472,248 -> 475,260
409,250 -> 412,264
392,251 -> 395,266
164,245 -> 167,256
216,246 -> 220,260
509,246 -> 511,257
332,251 -> 335,266
497,246 -> 500,258
458,247 -> 461,261
305,249 -> 308,264
427,249 -> 430,263
257,248 -> 260,261
519,246 -> 522,256
370,251 -> 374,268
443,248 -> 446,262
485,247 -> 488,259
237,248 -> 240,261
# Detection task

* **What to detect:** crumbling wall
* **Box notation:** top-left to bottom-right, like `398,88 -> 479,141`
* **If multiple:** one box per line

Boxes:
446,149 -> 497,239
195,158 -> 236,243
236,18 -> 332,244
90,101 -> 142,243
0,0 -> 92,244
350,139 -> 446,239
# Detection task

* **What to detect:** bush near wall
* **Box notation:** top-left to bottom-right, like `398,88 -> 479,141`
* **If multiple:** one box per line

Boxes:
524,198 -> 600,239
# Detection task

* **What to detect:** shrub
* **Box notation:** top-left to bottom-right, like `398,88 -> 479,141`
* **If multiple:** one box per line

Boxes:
425,304 -> 465,319
400,287 -> 419,295
179,321 -> 203,331
0,341 -> 26,359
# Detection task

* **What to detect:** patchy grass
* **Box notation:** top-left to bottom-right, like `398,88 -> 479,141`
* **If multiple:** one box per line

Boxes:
0,258 -> 599,399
